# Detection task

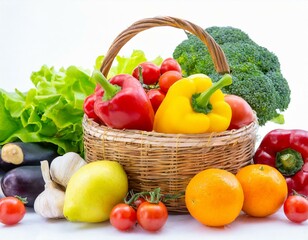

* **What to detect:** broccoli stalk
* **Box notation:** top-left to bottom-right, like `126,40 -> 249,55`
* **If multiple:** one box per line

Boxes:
173,26 -> 291,126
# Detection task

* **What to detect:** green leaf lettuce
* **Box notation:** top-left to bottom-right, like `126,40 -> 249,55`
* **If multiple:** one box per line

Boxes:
0,65 -> 96,155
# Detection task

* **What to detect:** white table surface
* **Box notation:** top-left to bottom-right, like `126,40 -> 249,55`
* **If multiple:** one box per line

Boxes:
1,0 -> 308,239
0,207 -> 307,240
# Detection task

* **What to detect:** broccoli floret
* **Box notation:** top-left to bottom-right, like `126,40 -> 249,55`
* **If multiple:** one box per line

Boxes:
173,35 -> 213,77
265,70 -> 291,111
222,42 -> 281,73
210,63 -> 280,125
206,26 -> 255,45
173,26 -> 291,126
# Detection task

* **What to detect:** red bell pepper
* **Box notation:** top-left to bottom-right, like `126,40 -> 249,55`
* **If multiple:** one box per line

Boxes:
286,162 -> 308,196
93,70 -> 154,131
254,129 -> 308,196
83,84 -> 104,123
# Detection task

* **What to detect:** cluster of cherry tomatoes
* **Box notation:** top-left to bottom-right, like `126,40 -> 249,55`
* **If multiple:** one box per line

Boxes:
132,58 -> 182,112
109,188 -> 169,232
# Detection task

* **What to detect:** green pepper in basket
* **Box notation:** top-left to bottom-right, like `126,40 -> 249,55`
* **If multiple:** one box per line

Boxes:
153,74 -> 232,134
92,70 -> 155,131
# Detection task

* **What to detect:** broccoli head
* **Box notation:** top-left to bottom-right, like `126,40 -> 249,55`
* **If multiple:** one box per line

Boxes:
173,26 -> 291,126
205,26 -> 255,45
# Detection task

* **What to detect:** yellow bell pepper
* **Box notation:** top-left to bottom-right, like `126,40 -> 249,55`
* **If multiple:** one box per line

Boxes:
153,74 -> 232,134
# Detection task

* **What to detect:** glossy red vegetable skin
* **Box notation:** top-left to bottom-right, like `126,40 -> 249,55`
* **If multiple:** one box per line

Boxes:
0,196 -> 26,225
136,201 -> 168,232
94,74 -> 155,131
147,89 -> 166,113
254,129 -> 308,168
132,62 -> 161,85
286,163 -> 308,196
224,94 -> 255,130
283,194 -> 308,223
110,203 -> 137,231
254,129 -> 308,196
158,70 -> 182,93
160,58 -> 182,75
83,84 -> 104,123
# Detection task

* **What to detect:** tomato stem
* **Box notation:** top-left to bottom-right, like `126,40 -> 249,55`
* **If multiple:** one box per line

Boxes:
14,195 -> 28,204
292,190 -> 308,199
124,188 -> 184,208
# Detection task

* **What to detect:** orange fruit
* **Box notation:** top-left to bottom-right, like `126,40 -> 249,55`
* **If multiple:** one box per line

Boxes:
236,164 -> 288,217
185,168 -> 244,227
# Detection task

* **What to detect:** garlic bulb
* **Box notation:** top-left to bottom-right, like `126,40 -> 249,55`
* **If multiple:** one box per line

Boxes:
50,152 -> 87,188
34,160 -> 65,219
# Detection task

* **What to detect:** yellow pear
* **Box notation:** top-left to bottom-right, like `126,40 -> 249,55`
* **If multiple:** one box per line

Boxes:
63,160 -> 128,223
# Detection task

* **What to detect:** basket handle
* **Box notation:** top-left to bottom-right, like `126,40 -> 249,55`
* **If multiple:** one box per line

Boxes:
100,16 -> 230,77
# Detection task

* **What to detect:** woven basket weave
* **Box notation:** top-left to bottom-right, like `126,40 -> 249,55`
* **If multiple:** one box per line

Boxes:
83,16 -> 258,213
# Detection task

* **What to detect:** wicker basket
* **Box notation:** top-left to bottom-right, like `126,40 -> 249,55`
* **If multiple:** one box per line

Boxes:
83,16 -> 258,213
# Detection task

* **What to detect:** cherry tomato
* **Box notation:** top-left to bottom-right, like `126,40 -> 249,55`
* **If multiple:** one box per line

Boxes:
283,194 -> 308,223
136,201 -> 168,232
158,70 -> 182,93
110,203 -> 137,231
0,196 -> 26,225
160,58 -> 182,75
132,62 -> 161,85
146,89 -> 166,113
224,94 -> 255,130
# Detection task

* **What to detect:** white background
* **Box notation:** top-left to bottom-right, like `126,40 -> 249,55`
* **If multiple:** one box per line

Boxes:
1,0 -> 308,239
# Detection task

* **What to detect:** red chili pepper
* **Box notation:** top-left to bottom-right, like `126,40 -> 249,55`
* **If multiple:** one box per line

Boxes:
254,129 -> 308,195
83,84 -> 104,123
93,70 -> 154,131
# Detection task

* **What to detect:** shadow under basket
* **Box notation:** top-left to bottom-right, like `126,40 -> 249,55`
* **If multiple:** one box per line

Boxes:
83,115 -> 258,213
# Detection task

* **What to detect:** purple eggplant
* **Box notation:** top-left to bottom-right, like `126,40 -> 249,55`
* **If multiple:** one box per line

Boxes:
1,166 -> 45,207
0,142 -> 59,172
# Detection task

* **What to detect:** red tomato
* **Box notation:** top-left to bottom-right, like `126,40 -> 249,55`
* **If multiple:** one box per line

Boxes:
0,196 -> 26,225
110,203 -> 137,231
136,201 -> 168,232
132,62 -> 161,85
158,70 -> 182,93
224,94 -> 255,130
160,58 -> 182,75
283,195 -> 308,223
147,89 -> 166,112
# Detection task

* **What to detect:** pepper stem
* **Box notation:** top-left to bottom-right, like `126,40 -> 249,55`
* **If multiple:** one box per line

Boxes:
138,65 -> 144,84
276,148 -> 304,176
192,74 -> 232,114
91,70 -> 121,101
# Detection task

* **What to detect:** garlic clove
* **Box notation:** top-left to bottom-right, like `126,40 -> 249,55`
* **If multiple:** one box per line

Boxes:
34,185 -> 65,219
50,152 -> 87,188
34,160 -> 65,219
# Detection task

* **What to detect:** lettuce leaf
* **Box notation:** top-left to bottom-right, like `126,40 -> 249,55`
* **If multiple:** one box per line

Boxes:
0,65 -> 96,155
